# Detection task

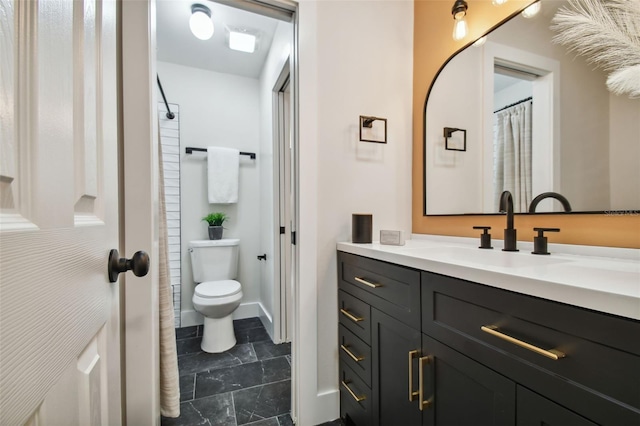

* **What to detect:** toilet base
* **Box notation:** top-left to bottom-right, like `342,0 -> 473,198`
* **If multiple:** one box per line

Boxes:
201,315 -> 236,353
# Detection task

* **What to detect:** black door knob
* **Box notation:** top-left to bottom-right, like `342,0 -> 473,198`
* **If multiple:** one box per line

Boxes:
108,249 -> 150,282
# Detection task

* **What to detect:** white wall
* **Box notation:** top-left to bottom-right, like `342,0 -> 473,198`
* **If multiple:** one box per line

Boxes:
158,102 -> 182,327
609,94 -> 640,210
296,1 -> 414,424
425,46 -> 483,214
494,80 -> 532,111
156,61 -> 262,326
258,21 -> 294,339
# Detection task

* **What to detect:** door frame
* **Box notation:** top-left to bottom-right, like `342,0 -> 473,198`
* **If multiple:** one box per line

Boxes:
120,1 -> 160,423
119,0 -> 300,423
272,60 -> 293,344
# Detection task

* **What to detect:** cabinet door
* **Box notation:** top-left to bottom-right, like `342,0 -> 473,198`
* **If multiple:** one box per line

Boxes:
421,335 -> 515,426
517,386 -> 597,426
372,309 -> 422,426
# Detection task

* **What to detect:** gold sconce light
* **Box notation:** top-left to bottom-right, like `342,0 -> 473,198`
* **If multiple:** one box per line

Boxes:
451,0 -> 468,41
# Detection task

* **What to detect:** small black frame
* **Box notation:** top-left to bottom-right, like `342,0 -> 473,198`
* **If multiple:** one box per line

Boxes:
444,127 -> 466,151
359,116 -> 387,144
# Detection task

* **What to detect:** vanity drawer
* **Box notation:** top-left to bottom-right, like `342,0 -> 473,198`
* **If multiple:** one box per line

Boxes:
422,271 -> 640,424
339,362 -> 371,426
339,324 -> 372,386
338,252 -> 421,329
339,290 -> 371,344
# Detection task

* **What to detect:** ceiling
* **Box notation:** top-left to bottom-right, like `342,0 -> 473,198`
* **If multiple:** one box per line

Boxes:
156,0 -> 279,78
494,73 -> 525,92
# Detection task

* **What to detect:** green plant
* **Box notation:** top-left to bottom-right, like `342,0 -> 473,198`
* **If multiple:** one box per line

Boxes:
202,212 -> 228,227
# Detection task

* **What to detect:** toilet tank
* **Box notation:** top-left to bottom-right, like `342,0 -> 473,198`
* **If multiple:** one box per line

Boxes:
189,239 -> 239,283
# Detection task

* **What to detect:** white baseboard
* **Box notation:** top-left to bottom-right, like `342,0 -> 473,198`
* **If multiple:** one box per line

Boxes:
181,301 -> 265,328
317,389 -> 340,423
296,389 -> 339,425
232,302 -> 259,319
258,303 -> 274,341
181,309 -> 203,327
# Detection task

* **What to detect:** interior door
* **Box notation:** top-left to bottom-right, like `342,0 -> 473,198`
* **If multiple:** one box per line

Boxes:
0,0 -> 122,424
274,61 -> 292,344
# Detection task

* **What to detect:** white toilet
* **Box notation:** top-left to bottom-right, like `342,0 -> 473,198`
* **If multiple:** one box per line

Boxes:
189,238 -> 243,353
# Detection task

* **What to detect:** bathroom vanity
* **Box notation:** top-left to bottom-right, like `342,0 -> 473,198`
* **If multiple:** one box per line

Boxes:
336,239 -> 640,425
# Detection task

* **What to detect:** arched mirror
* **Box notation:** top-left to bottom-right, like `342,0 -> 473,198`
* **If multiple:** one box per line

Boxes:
423,0 -> 639,215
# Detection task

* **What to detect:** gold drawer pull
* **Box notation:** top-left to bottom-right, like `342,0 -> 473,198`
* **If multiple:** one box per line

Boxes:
341,344 -> 365,362
481,325 -> 565,360
418,355 -> 432,410
340,308 -> 364,323
354,276 -> 382,288
408,350 -> 419,401
342,380 -> 366,402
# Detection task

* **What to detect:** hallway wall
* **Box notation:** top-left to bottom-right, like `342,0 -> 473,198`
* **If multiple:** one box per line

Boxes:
257,21 -> 294,340
297,0 -> 414,423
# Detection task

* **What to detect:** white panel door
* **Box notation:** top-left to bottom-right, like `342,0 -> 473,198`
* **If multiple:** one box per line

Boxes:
0,0 -> 122,424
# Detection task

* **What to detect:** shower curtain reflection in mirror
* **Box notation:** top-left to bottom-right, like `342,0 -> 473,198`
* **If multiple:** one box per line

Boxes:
493,99 -> 533,213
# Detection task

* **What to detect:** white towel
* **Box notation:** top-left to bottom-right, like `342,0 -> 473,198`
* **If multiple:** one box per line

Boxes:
207,147 -> 239,204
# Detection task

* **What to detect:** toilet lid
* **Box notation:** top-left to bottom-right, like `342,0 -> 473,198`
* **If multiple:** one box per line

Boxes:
195,280 -> 242,298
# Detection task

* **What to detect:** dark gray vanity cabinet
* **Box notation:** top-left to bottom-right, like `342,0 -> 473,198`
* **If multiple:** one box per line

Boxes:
337,251 -> 640,426
371,309 -> 421,426
420,334 -> 515,426
421,270 -> 640,425
338,252 -> 421,426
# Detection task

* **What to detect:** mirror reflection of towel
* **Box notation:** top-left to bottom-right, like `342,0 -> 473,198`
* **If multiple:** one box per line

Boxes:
207,147 -> 239,204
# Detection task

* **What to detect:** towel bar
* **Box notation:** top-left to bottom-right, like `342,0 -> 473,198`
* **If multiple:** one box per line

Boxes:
185,147 -> 256,159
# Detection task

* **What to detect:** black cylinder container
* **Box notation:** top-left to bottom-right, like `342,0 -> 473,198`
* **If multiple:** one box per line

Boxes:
352,214 -> 373,243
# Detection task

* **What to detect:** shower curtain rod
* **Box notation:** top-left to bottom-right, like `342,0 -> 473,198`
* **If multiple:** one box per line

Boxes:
157,75 -> 175,120
494,96 -> 533,114
185,147 -> 257,160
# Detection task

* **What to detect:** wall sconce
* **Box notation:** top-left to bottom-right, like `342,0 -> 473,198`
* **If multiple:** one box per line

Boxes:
359,116 -> 387,143
451,0 -> 468,41
190,4 -> 214,40
444,127 -> 466,151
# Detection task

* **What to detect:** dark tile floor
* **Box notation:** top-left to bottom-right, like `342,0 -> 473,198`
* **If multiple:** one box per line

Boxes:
163,318 -> 344,426
162,318 -> 293,426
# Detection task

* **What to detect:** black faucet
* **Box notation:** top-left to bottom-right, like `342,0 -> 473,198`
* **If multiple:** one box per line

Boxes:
529,192 -> 572,213
499,190 -> 519,251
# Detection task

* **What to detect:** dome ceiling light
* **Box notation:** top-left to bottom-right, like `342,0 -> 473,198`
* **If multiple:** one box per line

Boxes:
190,4 -> 214,41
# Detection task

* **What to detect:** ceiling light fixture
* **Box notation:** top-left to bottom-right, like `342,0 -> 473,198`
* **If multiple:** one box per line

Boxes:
492,0 -> 508,5
189,4 -> 214,41
522,1 -> 541,18
228,30 -> 257,53
452,0 -> 469,41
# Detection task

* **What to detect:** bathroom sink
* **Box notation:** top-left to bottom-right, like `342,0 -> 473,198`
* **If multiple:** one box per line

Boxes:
401,246 -> 571,269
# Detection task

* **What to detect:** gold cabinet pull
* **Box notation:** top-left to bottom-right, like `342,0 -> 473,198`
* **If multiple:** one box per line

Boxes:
481,325 -> 565,360
354,276 -> 382,288
418,355 -> 432,410
340,308 -> 364,323
341,380 -> 366,402
341,344 -> 364,362
408,350 -> 419,401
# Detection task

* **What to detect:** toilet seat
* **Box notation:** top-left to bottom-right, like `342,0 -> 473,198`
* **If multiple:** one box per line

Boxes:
195,280 -> 241,298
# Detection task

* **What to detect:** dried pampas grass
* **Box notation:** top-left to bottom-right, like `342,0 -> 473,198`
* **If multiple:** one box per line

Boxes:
551,0 -> 640,98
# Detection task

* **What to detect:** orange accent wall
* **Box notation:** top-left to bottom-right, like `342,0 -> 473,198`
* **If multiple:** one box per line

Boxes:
412,0 -> 640,249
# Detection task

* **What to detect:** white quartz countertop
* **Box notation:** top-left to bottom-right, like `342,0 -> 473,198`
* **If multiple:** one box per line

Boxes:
337,237 -> 640,321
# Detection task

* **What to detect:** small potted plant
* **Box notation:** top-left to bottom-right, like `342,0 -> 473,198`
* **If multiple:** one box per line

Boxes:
202,212 -> 228,240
